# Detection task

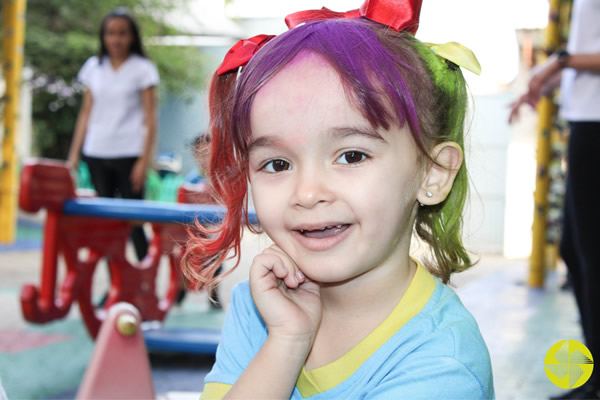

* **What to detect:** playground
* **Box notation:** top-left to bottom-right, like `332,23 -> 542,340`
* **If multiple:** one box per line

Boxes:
1,0 -> 591,399
0,231 -> 220,399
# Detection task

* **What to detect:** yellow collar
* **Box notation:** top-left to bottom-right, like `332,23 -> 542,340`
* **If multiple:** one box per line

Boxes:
296,261 -> 436,397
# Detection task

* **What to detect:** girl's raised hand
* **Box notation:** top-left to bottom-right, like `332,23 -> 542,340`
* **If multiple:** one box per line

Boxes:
249,245 -> 322,344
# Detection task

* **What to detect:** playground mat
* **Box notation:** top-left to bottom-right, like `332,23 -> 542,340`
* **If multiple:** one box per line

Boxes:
0,217 -> 43,253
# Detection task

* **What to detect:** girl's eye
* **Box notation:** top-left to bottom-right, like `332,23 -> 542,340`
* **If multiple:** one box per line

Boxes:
263,159 -> 291,172
337,151 -> 367,165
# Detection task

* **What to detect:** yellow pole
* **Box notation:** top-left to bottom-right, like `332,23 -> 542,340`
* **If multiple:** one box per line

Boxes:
528,0 -> 563,287
1,0 -> 27,243
529,99 -> 555,287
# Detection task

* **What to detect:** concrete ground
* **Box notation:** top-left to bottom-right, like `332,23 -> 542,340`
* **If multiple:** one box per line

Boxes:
0,215 -> 585,399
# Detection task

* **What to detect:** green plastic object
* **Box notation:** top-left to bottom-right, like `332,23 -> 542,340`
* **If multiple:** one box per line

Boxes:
75,164 -> 182,203
77,161 -> 94,190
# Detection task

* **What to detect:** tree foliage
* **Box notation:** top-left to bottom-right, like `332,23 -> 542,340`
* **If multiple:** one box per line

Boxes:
18,0 -> 208,158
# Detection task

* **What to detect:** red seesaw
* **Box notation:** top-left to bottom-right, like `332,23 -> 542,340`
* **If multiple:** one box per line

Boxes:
18,159 -> 246,339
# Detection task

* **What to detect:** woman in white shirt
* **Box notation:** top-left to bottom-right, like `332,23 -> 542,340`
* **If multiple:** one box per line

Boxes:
68,8 -> 159,260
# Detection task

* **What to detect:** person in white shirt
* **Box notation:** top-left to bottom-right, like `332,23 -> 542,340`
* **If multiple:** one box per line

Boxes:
510,1 -> 600,398
67,8 -> 159,260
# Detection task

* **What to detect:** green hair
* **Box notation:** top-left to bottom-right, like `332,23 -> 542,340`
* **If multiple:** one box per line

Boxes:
412,38 -> 473,283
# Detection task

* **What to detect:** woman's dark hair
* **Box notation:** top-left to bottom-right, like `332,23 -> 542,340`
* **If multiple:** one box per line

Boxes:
99,8 -> 146,61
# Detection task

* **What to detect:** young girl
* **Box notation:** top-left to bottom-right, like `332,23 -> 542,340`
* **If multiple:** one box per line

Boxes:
185,1 -> 494,398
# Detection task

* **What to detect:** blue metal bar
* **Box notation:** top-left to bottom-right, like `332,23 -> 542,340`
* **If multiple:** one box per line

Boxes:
144,328 -> 221,355
63,198 -> 258,225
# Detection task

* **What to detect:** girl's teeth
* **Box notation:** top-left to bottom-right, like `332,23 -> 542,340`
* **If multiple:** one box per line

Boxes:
300,224 -> 345,233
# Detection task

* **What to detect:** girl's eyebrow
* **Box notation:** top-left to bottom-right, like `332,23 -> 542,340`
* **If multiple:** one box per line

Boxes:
248,135 -> 284,153
327,126 -> 386,142
248,126 -> 386,153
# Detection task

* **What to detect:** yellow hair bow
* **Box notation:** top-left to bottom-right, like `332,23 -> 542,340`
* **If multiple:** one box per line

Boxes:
425,42 -> 481,75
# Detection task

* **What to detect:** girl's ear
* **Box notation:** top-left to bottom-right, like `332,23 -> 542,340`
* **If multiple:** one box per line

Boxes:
417,142 -> 463,206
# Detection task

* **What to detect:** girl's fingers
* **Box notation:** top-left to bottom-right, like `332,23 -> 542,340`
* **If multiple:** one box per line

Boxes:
262,245 -> 305,285
251,253 -> 301,290
271,258 -> 299,288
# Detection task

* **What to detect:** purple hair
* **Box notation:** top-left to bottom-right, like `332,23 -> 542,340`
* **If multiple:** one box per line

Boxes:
232,18 -> 433,156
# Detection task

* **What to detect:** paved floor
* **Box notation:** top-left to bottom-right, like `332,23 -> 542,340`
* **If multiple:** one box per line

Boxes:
0,216 -> 586,399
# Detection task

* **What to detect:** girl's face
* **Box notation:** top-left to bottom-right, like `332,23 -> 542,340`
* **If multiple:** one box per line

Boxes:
248,53 -> 425,284
103,17 -> 133,60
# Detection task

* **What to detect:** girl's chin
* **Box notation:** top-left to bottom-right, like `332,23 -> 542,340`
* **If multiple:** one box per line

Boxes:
296,265 -> 364,287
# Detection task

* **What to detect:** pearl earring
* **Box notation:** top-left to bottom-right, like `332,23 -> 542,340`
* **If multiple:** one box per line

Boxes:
426,191 -> 433,198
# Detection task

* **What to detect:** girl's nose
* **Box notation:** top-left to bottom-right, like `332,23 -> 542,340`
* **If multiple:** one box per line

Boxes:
292,168 -> 335,209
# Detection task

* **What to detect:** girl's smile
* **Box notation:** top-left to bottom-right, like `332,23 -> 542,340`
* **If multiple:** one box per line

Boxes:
292,223 -> 353,252
248,52 -> 424,285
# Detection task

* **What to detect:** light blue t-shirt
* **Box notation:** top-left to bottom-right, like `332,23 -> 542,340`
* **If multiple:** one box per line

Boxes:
202,264 -> 494,399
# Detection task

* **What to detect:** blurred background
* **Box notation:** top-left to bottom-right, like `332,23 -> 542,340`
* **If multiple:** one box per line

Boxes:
0,0 -> 579,399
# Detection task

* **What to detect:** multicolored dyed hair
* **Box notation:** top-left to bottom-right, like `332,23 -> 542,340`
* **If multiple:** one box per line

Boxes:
183,17 -> 472,287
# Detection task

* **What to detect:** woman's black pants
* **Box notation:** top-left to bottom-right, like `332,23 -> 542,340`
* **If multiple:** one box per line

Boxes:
559,121 -> 600,389
84,156 -> 149,261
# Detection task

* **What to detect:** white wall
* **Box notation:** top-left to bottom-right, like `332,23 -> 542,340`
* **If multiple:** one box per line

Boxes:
463,93 -> 513,254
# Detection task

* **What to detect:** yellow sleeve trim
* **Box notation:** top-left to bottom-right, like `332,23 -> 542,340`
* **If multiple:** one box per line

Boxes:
296,261 -> 436,397
200,382 -> 232,400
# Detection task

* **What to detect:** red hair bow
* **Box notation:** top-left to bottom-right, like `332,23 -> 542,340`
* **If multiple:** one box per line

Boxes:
216,0 -> 422,75
216,34 -> 275,76
285,0 -> 422,34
